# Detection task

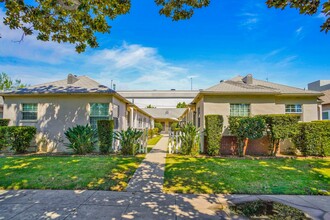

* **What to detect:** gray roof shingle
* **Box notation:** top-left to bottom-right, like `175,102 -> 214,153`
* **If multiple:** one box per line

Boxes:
204,75 -> 321,95
142,108 -> 187,120
1,75 -> 115,95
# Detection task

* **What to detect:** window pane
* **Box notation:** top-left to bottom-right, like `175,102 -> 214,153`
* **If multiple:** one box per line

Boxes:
323,112 -> 329,120
22,104 -> 37,120
230,104 -> 250,116
23,104 -> 37,112
90,103 -> 109,116
285,104 -> 302,113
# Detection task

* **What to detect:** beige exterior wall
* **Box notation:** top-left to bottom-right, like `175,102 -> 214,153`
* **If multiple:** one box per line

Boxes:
200,95 -> 319,130
3,94 -> 152,152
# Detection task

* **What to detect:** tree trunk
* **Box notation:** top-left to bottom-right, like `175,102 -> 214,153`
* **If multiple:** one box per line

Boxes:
243,138 -> 249,156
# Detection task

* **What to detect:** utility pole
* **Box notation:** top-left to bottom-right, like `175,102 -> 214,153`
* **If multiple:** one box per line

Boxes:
190,77 -> 193,90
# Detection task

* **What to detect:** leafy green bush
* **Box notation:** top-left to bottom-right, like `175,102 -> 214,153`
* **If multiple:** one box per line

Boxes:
179,123 -> 200,156
0,126 -> 36,153
292,121 -> 330,156
148,128 -> 154,138
260,114 -> 300,156
114,127 -> 143,155
154,123 -> 163,132
170,122 -> 179,131
153,127 -> 159,135
97,120 -> 114,154
64,124 -> 97,154
0,119 -> 10,126
205,115 -> 223,156
229,116 -> 266,156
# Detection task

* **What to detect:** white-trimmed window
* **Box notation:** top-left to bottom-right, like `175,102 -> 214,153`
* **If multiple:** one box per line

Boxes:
112,104 -> 119,129
323,111 -> 330,120
89,103 -> 109,129
285,104 -> 302,114
230,104 -> 250,117
22,103 -> 38,120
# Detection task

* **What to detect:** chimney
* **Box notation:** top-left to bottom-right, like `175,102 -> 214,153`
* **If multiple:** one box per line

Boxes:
243,74 -> 253,85
67,74 -> 78,84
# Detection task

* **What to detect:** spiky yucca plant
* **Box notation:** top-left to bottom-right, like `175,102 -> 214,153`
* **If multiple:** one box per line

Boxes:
64,124 -> 97,154
179,123 -> 200,156
114,127 -> 143,155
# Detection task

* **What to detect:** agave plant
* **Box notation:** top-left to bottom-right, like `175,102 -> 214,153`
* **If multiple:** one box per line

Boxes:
114,127 -> 143,155
179,123 -> 200,156
64,124 -> 97,154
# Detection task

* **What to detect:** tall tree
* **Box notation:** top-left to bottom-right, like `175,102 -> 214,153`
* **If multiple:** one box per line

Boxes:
0,72 -> 27,90
0,0 -> 329,52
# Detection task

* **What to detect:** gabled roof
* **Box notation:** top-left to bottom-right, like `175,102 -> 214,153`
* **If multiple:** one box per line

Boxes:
320,90 -> 330,105
204,75 -> 321,95
142,108 -> 187,120
0,75 -> 115,95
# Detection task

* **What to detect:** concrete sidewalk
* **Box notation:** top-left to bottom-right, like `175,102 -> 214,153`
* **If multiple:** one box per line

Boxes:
1,190 -> 329,219
125,134 -> 169,193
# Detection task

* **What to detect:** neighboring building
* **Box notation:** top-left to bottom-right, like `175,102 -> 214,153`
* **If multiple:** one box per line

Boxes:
0,74 -> 153,152
308,80 -> 330,91
308,80 -> 330,120
320,90 -> 330,120
0,97 -> 3,119
180,74 -> 323,154
119,90 -> 198,108
142,108 -> 186,133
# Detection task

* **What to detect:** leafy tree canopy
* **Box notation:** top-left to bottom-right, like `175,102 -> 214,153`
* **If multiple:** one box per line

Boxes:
176,102 -> 187,108
1,0 -> 329,53
146,104 -> 156,108
0,72 -> 27,90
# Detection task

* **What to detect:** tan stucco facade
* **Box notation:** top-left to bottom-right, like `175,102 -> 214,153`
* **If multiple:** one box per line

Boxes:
182,94 -> 320,152
190,95 -> 320,130
3,94 -> 152,152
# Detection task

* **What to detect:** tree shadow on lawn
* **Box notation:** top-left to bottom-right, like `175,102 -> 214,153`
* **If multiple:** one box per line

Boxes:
0,156 -> 143,191
164,156 -> 330,195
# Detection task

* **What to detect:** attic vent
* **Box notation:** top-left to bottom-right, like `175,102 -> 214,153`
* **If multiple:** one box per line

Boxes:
243,74 -> 253,85
67,74 -> 79,84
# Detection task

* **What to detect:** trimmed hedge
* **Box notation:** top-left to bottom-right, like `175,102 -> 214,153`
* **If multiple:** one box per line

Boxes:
205,115 -> 223,156
261,114 -> 300,156
0,119 -> 10,126
292,121 -> 330,156
0,126 -> 36,153
228,116 -> 265,156
154,123 -> 163,132
97,120 -> 114,154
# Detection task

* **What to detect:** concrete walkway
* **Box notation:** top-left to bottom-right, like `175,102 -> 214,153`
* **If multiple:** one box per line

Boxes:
1,190 -> 329,219
125,134 -> 169,193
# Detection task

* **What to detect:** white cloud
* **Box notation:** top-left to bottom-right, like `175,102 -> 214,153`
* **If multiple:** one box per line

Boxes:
238,11 -> 259,30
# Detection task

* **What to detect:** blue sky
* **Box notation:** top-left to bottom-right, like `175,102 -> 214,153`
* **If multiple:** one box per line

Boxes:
0,0 -> 329,90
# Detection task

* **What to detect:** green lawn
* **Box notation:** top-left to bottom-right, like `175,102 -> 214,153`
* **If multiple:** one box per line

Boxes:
0,155 -> 144,191
164,155 -> 330,195
147,135 -> 162,145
